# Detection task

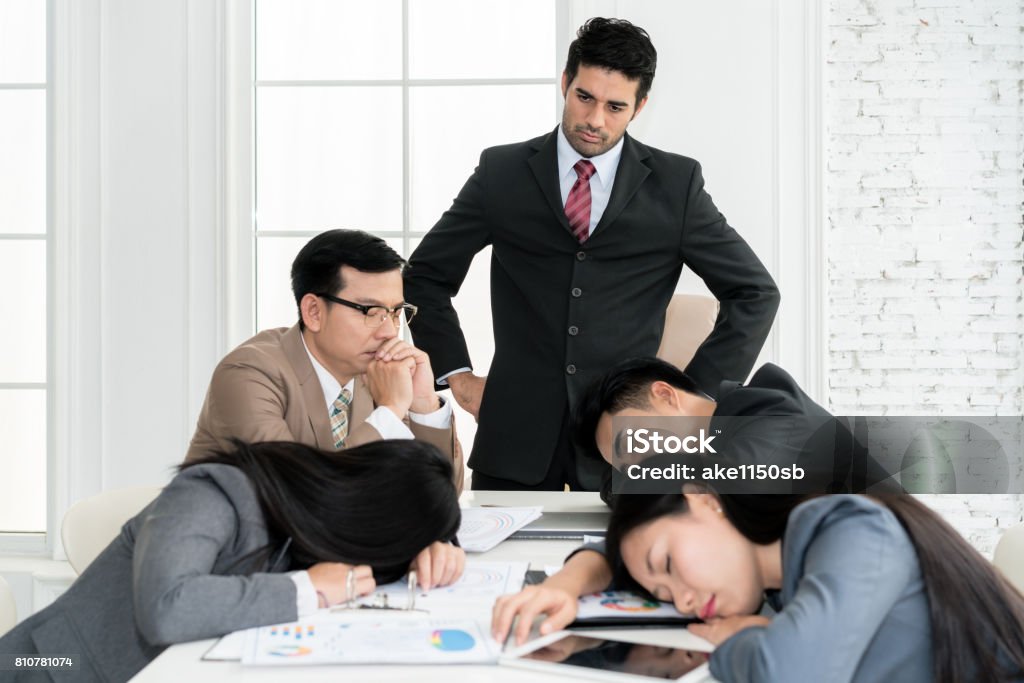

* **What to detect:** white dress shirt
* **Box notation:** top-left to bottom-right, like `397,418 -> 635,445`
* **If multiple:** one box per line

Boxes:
556,124 -> 625,235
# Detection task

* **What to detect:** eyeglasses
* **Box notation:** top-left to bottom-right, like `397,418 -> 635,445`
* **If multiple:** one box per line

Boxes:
316,293 -> 418,328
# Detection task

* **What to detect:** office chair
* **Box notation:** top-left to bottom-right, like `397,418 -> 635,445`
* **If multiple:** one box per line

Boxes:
994,523 -> 1024,593
61,486 -> 162,574
656,293 -> 719,369
0,575 -> 16,637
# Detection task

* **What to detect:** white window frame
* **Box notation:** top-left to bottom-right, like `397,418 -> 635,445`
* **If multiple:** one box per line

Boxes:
227,0 -> 571,341
0,0 -> 52,555
0,0 -> 105,559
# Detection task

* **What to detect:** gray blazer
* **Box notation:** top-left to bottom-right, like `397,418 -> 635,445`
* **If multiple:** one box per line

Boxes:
0,464 -> 298,682
711,495 -> 931,682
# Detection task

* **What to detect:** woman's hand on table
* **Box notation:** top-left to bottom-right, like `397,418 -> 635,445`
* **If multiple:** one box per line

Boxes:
412,541 -> 466,590
492,584 -> 579,647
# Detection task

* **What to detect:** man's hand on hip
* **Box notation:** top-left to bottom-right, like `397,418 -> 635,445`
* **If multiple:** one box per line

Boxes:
447,372 -> 487,421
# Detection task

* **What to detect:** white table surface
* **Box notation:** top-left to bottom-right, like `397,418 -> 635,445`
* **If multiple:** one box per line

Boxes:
130,492 -> 717,682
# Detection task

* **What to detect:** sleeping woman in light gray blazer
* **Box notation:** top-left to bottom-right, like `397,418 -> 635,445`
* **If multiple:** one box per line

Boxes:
0,440 -> 462,682
604,472 -> 1024,683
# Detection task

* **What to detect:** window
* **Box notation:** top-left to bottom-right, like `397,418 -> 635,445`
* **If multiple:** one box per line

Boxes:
250,0 -> 560,370
0,0 -> 48,534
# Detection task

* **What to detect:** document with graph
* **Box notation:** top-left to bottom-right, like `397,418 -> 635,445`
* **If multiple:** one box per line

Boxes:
362,560 -> 529,612
241,615 -> 499,665
456,505 -> 542,551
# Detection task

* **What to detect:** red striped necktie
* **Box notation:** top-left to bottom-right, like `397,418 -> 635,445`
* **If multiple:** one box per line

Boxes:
565,159 -> 596,243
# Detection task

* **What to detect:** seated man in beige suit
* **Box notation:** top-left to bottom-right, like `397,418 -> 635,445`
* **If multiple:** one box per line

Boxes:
186,229 -> 464,587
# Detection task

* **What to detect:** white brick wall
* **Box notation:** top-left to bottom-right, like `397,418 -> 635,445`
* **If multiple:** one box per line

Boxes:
827,0 -> 1024,556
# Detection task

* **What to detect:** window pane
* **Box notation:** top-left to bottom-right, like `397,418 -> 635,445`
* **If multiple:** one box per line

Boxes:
409,0 -> 555,79
0,0 -> 46,83
256,0 -> 401,80
409,84 -> 555,230
256,235 -> 403,330
256,87 -> 403,232
0,90 -> 46,233
0,240 -> 45,382
0,389 -> 46,532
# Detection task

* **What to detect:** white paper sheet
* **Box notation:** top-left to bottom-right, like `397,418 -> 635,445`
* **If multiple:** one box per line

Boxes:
361,560 -> 528,614
456,506 -> 542,552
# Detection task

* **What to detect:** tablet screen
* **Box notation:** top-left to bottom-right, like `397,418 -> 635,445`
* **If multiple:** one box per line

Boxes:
521,635 -> 708,680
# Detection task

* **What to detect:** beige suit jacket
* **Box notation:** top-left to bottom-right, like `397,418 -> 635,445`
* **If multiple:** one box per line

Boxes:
185,324 -> 463,491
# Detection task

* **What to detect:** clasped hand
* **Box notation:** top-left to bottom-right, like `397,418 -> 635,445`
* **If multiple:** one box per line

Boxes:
364,338 -> 440,418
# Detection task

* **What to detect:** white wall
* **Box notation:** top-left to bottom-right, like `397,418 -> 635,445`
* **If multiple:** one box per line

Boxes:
826,0 -> 1023,555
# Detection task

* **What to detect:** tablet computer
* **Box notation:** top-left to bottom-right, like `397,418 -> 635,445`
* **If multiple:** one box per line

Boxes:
500,632 -> 713,682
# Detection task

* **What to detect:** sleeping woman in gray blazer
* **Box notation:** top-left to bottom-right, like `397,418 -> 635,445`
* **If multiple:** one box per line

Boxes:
0,440 -> 462,682
604,470 -> 1024,682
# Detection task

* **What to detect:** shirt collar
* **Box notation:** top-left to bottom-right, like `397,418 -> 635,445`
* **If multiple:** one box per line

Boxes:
300,332 -> 354,408
556,125 -> 625,191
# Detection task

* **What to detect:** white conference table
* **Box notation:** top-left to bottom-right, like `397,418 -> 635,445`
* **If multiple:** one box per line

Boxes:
131,491 -> 716,682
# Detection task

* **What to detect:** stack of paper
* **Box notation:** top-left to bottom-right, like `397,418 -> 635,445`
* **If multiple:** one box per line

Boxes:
456,506 -> 542,552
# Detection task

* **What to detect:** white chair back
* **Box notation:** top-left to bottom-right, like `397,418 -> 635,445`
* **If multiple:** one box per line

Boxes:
994,524 -> 1024,593
61,486 -> 162,574
657,294 -> 719,370
0,575 -> 16,637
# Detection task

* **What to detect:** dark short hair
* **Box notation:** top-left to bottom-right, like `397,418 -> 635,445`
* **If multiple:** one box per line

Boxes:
290,229 -> 405,329
574,357 -> 702,456
564,17 -> 657,106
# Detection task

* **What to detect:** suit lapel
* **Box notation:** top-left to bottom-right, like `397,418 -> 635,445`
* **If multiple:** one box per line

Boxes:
592,133 -> 651,236
527,128 -> 572,233
281,325 -> 335,450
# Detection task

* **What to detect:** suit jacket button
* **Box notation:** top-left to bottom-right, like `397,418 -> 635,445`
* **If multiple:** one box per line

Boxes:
576,251 -> 586,261
568,325 -> 579,336
566,364 -> 577,375
571,287 -> 582,298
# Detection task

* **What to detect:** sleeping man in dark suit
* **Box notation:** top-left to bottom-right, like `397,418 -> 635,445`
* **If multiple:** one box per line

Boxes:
404,17 -> 780,491
491,356 -> 900,645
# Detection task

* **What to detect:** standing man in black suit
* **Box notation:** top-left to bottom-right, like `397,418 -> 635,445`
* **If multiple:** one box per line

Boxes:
404,18 -> 780,490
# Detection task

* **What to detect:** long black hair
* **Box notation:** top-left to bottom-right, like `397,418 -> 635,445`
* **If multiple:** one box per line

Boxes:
606,477 -> 1024,681
182,439 -> 461,583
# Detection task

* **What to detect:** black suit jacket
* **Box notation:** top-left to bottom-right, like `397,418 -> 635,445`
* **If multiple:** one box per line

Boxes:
712,363 -> 899,494
405,128 -> 780,486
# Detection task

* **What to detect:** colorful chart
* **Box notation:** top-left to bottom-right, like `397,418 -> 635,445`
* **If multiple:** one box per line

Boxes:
430,629 -> 476,652
599,595 -> 661,612
264,624 -> 317,657
268,645 -> 313,657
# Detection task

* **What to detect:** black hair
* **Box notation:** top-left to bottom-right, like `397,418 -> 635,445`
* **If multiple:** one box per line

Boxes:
564,17 -> 657,106
574,357 -> 704,457
182,439 -> 460,584
290,229 -> 405,330
605,460 -> 1024,682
